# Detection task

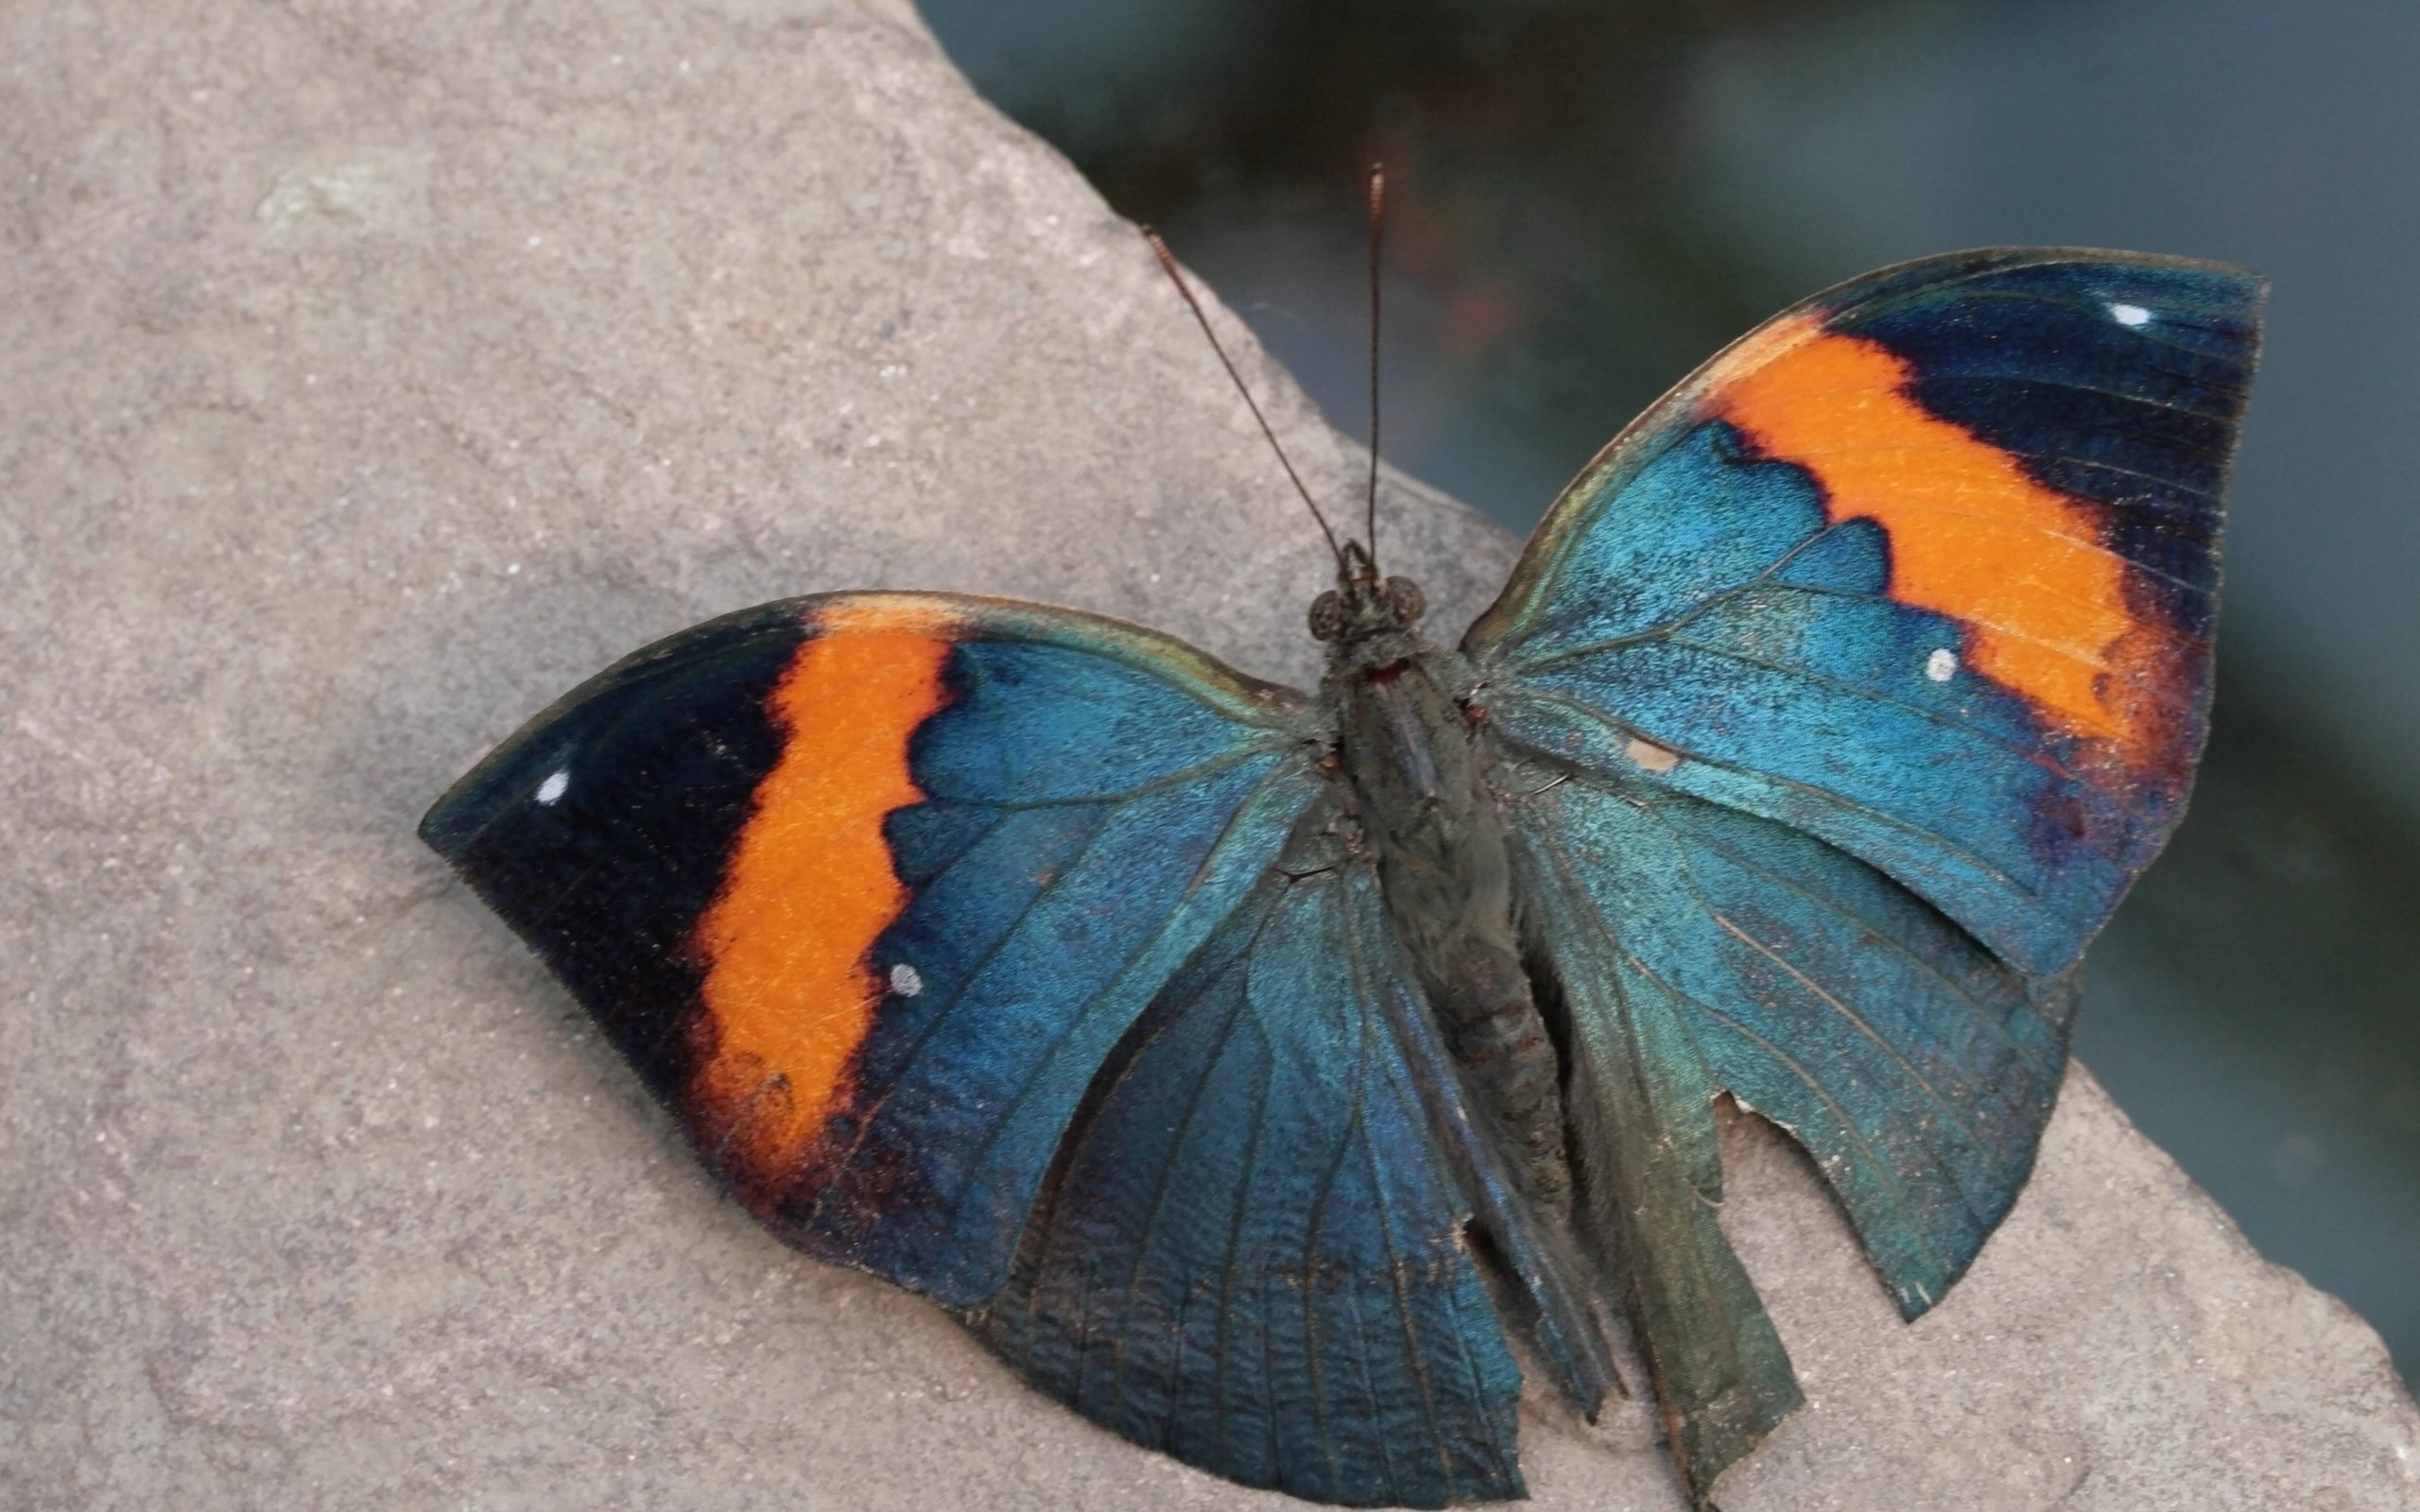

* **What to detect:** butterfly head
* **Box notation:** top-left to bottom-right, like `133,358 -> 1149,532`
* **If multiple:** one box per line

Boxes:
1309,541 -> 1426,665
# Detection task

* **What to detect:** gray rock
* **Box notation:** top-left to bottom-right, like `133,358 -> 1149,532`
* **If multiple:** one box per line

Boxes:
1,3 -> 2411,1509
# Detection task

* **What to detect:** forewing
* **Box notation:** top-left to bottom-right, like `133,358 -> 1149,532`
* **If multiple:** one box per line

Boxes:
421,592 -> 1324,1307
973,834 -> 1527,1508
1467,249 -> 2263,974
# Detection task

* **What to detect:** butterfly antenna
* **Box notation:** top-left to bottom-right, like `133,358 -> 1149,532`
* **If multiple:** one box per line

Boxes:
1142,226 -> 1346,568
1363,162 -> 1385,573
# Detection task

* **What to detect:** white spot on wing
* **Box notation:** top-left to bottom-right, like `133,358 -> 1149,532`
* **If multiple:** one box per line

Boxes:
890,963 -> 923,998
2108,301 -> 2152,328
1925,647 -> 1959,682
1624,735 -> 1682,774
534,769 -> 569,805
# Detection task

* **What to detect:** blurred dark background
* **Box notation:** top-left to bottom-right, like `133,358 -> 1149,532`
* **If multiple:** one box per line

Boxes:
917,0 -> 2418,1378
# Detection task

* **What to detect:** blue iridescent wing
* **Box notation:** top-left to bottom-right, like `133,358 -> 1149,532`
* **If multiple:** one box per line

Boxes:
1462,250 -> 2260,1498
1469,249 -> 2263,976
973,827 -> 1531,1507
424,593 -> 1582,1505
1509,768 -> 2079,1319
421,592 -> 1327,1308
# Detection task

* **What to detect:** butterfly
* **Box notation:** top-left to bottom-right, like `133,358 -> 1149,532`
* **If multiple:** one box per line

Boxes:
420,241 -> 2261,1507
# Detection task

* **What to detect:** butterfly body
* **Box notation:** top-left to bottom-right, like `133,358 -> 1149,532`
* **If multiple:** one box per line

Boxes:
1319,553 -> 1576,1213
424,249 -> 2262,1506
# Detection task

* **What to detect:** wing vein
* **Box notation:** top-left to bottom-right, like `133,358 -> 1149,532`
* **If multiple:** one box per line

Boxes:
921,763 -> 1315,1248
1107,912 -> 1275,1410
1340,895 -> 1457,1496
1633,799 -> 2060,1087
1501,691 -> 2050,891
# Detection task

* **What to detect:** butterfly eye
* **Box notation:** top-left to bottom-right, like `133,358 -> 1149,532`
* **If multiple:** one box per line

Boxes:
1308,590 -> 1344,641
1384,576 -> 1425,625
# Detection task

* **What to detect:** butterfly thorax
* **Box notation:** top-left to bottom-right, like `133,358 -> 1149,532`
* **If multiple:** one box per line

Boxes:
1314,550 -> 1575,1208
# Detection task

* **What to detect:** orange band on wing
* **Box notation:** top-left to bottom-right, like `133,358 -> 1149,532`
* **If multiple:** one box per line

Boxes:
1706,318 -> 2149,749
689,598 -> 959,1200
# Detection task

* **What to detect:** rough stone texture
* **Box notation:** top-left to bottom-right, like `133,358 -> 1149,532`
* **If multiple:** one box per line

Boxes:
2,4 -> 2412,1509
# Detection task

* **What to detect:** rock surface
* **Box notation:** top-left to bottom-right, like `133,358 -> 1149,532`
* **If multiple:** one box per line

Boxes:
2,3 -> 2412,1509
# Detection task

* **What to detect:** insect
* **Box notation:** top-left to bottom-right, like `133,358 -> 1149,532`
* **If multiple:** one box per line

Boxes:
420,179 -> 2261,1507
